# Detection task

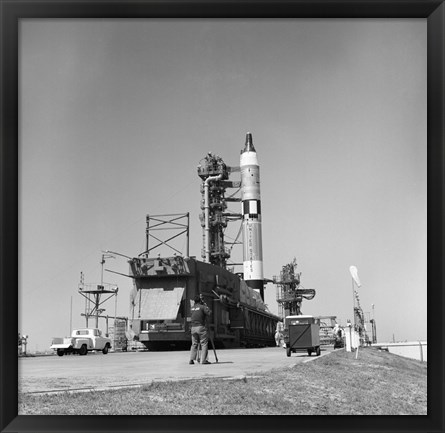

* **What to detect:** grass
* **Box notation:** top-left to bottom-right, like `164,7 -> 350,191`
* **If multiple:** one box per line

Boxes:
19,347 -> 427,415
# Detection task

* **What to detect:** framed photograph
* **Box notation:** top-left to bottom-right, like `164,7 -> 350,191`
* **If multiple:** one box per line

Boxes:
1,1 -> 443,432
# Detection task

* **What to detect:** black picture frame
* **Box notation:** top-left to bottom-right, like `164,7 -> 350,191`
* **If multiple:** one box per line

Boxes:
1,1 -> 443,432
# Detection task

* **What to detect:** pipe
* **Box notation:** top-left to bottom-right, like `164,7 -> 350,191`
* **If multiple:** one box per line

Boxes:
204,174 -> 223,262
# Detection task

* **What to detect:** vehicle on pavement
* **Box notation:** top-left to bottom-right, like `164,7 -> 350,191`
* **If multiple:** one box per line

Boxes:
284,315 -> 321,357
50,328 -> 111,356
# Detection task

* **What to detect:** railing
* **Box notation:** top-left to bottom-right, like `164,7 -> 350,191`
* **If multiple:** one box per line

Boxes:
372,341 -> 427,362
78,282 -> 118,293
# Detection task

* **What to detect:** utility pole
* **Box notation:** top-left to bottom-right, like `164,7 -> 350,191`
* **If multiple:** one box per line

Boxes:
70,296 -> 73,335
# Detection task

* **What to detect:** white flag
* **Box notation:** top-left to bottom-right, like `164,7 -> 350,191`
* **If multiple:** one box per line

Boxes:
349,266 -> 362,287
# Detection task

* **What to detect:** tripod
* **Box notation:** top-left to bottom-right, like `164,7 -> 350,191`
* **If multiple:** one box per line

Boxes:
196,330 -> 218,363
209,331 -> 219,363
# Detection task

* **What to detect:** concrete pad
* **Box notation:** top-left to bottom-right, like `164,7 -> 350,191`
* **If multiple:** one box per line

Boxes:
19,346 -> 334,394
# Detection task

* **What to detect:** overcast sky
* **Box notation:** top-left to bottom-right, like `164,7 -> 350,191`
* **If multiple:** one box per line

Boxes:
19,18 -> 426,351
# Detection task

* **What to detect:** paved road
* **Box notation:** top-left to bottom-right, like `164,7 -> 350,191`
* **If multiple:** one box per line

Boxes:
19,346 -> 333,394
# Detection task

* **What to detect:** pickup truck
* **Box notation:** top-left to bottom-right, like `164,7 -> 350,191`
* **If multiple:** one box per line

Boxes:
50,328 -> 111,356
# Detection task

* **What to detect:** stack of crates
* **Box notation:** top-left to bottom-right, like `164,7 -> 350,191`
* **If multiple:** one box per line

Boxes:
109,319 -> 127,351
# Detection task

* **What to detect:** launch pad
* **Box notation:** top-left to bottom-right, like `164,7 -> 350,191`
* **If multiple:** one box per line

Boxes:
76,133 -> 321,352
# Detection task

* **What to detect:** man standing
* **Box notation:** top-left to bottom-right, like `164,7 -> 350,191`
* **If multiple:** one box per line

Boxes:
189,295 -> 212,365
275,321 -> 285,348
333,323 -> 344,349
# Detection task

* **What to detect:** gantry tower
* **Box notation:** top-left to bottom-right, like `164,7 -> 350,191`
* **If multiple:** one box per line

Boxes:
274,258 -> 316,318
197,153 -> 242,268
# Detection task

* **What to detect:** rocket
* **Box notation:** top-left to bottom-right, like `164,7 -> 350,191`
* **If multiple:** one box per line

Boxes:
240,133 -> 264,299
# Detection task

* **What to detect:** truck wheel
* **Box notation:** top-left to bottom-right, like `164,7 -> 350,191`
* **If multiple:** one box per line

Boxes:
316,346 -> 321,356
286,347 -> 291,357
307,349 -> 312,356
57,349 -> 64,357
102,345 -> 109,355
79,344 -> 87,356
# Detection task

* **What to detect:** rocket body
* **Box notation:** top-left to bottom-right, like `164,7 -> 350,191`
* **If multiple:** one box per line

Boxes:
240,133 -> 264,294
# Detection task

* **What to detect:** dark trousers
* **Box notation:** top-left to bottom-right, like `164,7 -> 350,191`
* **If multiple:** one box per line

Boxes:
190,325 -> 208,362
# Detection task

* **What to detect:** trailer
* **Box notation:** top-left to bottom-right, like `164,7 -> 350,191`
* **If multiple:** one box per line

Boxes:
284,315 -> 321,357
128,255 -> 280,350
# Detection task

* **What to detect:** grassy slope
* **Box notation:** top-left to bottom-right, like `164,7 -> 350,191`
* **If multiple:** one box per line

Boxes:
19,347 -> 427,415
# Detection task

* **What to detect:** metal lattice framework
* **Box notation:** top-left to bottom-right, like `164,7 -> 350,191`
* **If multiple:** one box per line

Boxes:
353,288 -> 370,344
274,258 -> 316,318
197,153 -> 242,268
141,213 -> 190,258
78,281 -> 118,328
78,255 -> 118,329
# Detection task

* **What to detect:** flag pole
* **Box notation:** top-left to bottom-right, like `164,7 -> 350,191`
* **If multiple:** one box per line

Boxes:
349,265 -> 361,351
352,277 -> 355,333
